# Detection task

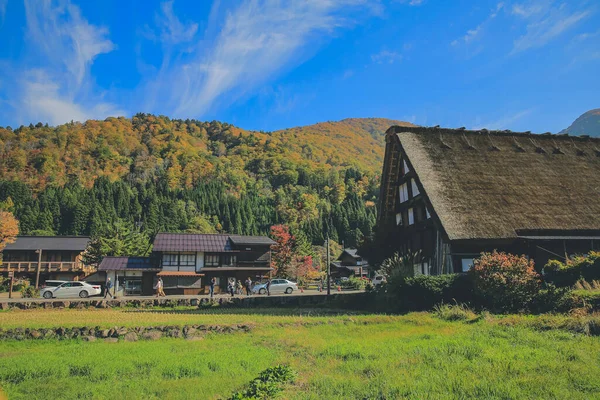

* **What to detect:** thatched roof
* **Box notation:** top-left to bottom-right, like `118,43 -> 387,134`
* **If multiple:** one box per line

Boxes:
387,126 -> 600,240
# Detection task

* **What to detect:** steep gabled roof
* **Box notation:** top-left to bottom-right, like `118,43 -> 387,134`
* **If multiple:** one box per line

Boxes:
152,233 -> 274,252
153,233 -> 234,252
386,126 -> 600,240
3,236 -> 90,251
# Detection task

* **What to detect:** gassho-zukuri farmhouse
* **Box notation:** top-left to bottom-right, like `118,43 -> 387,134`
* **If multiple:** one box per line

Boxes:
377,126 -> 600,275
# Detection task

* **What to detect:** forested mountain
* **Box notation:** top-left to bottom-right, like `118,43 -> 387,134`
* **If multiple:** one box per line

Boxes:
560,109 -> 600,138
0,114 -> 413,247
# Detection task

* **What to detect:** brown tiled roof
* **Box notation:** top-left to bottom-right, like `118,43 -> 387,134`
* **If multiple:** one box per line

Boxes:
4,236 -> 90,251
153,233 -> 234,252
153,233 -> 274,252
98,257 -> 157,271
229,235 -> 275,246
384,126 -> 600,240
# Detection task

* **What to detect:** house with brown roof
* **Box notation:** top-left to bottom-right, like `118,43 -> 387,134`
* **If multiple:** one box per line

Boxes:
97,233 -> 274,295
330,249 -> 369,278
1,236 -> 93,286
378,126 -> 600,274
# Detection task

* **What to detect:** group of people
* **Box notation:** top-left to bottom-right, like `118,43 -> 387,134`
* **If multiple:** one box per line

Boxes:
210,276 -> 257,298
105,276 -> 267,298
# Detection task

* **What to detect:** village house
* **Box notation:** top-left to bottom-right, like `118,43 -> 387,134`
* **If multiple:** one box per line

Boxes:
97,233 -> 275,296
378,126 -> 600,275
330,248 -> 369,278
0,236 -> 93,285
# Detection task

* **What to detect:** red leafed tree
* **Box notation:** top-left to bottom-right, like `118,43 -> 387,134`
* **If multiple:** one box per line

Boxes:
270,225 -> 295,277
270,225 -> 318,282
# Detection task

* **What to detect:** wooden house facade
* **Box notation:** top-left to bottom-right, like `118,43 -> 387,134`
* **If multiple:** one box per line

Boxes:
378,126 -> 600,274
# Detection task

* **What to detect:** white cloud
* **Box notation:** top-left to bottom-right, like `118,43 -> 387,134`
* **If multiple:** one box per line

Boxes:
396,0 -> 424,6
142,0 -> 378,118
154,0 -> 198,44
511,1 -> 591,54
4,0 -> 121,125
473,108 -> 534,130
371,50 -> 402,64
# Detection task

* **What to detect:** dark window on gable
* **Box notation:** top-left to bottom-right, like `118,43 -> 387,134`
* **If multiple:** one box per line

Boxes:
205,254 -> 220,267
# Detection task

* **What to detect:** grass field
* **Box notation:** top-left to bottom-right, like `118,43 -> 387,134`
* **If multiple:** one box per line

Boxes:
1,309 -> 600,399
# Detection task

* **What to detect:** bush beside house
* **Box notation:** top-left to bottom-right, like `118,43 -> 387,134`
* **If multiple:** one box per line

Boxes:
370,250 -> 600,314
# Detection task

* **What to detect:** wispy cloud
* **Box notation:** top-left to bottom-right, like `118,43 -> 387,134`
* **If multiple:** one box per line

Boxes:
371,50 -> 402,64
473,108 -> 534,130
450,3 -> 503,49
142,0 -> 379,118
152,0 -> 198,44
0,0 -> 7,25
511,1 -> 591,54
4,0 -> 122,125
396,0 -> 425,6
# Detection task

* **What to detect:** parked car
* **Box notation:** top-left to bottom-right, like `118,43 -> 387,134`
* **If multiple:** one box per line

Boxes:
41,280 -> 67,289
371,275 -> 386,287
40,281 -> 102,299
252,279 -> 298,295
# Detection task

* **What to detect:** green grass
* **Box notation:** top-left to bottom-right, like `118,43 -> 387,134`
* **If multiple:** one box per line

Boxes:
1,311 -> 600,399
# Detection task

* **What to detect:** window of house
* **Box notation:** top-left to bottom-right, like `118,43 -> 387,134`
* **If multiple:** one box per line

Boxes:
179,253 -> 196,266
461,258 -> 474,272
163,253 -> 178,266
205,254 -> 220,267
221,254 -> 237,267
396,213 -> 402,226
422,261 -> 430,276
399,183 -> 409,203
411,179 -> 420,196
426,207 -> 431,219
403,160 -> 410,174
408,208 -> 415,225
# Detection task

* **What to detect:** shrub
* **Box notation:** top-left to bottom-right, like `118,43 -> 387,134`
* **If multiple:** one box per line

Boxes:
340,277 -> 366,290
470,251 -> 541,312
543,252 -> 600,287
229,365 -> 296,400
20,285 -> 39,299
433,303 -> 477,321
385,273 -> 475,312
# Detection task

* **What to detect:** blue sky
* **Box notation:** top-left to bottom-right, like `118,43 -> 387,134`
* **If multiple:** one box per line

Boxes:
0,0 -> 598,133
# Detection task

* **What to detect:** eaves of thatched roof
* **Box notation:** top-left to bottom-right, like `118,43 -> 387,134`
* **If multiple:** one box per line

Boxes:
387,126 -> 600,241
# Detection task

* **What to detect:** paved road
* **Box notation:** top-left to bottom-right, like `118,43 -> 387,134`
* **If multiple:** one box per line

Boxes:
0,289 -> 363,303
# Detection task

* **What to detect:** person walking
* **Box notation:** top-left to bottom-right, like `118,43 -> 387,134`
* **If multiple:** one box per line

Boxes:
155,277 -> 166,297
228,279 -> 235,297
209,277 -> 216,298
104,277 -> 114,299
236,280 -> 243,295
245,277 -> 252,296
266,279 -> 271,296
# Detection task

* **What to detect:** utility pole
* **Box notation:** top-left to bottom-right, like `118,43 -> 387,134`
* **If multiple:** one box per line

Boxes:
326,236 -> 331,298
35,249 -> 42,289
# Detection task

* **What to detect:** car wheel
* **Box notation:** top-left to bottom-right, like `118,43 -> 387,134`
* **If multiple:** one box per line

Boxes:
285,287 -> 293,294
259,288 -> 266,294
43,291 -> 53,299
79,290 -> 89,298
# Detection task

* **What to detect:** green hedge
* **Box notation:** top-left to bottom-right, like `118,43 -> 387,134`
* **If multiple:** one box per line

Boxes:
384,274 -> 476,312
543,252 -> 600,287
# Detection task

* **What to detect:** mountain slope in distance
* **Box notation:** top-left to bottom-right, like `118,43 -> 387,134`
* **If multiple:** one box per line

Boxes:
560,109 -> 600,137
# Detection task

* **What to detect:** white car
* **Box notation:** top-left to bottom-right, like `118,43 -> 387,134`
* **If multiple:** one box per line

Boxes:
252,279 -> 298,295
372,275 -> 386,287
40,281 -> 102,299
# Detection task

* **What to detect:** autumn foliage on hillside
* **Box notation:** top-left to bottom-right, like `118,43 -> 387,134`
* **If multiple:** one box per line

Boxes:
0,115 -> 410,246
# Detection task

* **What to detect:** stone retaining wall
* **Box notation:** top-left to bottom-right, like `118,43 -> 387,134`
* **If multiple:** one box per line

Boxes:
0,293 -> 363,311
0,324 -> 251,342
